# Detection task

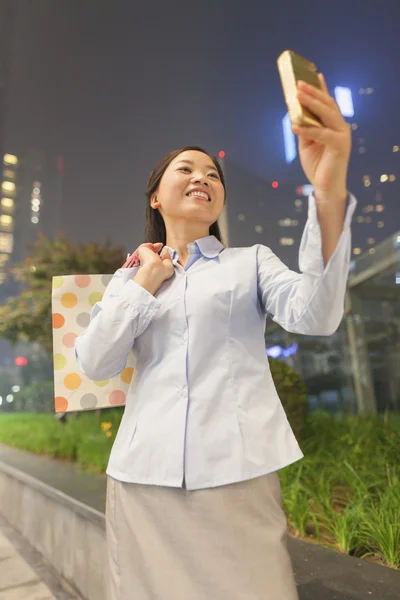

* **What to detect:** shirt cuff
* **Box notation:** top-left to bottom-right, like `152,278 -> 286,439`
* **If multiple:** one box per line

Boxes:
120,279 -> 161,322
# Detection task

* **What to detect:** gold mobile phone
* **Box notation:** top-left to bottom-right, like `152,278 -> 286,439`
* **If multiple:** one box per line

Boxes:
277,49 -> 323,127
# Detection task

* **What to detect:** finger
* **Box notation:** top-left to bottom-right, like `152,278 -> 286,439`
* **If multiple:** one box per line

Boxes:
292,125 -> 340,147
318,73 -> 329,96
297,79 -> 335,110
296,89 -> 341,130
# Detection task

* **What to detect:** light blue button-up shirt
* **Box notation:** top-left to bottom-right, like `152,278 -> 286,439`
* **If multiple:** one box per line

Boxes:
75,194 -> 356,491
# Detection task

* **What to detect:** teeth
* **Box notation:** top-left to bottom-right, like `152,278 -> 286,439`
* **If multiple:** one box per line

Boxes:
188,191 -> 209,200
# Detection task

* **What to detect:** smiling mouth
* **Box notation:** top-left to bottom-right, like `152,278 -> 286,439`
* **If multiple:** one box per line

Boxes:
186,191 -> 211,202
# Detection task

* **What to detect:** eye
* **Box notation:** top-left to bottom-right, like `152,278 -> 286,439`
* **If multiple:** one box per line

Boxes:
178,167 -> 191,173
209,172 -> 220,180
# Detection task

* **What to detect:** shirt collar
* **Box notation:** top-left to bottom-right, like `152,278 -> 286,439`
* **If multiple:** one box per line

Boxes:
165,235 -> 225,261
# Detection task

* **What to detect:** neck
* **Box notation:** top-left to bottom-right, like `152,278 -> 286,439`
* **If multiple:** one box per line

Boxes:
165,221 -> 210,266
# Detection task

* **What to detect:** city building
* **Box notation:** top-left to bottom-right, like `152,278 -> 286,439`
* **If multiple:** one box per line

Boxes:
265,230 -> 400,414
0,150 -> 63,300
281,84 -> 399,264
221,156 -> 307,270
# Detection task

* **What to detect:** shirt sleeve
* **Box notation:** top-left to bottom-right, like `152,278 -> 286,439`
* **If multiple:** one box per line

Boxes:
257,193 -> 357,336
74,267 -> 161,380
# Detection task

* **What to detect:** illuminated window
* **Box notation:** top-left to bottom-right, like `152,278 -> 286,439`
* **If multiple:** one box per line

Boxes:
238,214 -> 245,221
367,237 -> 375,245
377,221 -> 384,228
1,198 -> 14,211
393,145 -> 399,153
3,154 -> 18,166
380,174 -> 389,183
353,248 -> 362,255
0,233 -> 13,253
334,87 -> 354,117
3,169 -> 15,180
255,225 -> 263,234
1,181 -> 15,194
389,175 -> 396,182
376,204 -> 384,212
0,215 -> 13,231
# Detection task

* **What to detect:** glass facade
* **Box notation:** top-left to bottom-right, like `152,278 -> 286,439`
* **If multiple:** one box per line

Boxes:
265,231 -> 400,414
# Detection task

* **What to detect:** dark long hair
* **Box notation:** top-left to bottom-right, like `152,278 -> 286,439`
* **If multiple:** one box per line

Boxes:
144,146 -> 226,245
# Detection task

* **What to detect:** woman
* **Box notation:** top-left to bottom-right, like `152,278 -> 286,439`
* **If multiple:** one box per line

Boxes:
75,76 -> 354,599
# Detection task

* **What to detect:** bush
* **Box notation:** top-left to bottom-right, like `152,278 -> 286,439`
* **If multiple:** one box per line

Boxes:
269,358 -> 308,438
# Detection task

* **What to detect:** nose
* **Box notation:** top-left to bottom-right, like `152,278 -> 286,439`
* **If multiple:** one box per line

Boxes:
191,173 -> 209,186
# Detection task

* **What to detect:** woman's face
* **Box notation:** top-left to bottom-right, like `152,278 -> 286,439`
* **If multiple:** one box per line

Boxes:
152,150 -> 225,230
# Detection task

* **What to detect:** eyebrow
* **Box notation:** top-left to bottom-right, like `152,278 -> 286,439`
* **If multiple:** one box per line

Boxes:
175,159 -> 219,172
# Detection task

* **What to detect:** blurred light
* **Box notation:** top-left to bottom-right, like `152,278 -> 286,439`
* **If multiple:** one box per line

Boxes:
380,174 -> 388,182
3,154 -> 18,166
1,181 -> 15,193
238,214 -> 245,221
11,385 -> 20,393
367,237 -> 375,245
389,175 -> 396,182
255,225 -> 263,233
272,181 -> 279,189
266,344 -> 298,359
31,206 -> 40,213
297,184 -> 314,197
218,150 -> 225,159
283,112 -> 297,163
15,356 -> 28,367
0,215 -> 13,226
0,397 -> 2,406
1,198 -> 14,209
369,248 -> 376,255
377,221 -> 384,228
294,199 -> 303,207
358,147 -> 366,154
356,216 -> 364,223
33,187 -> 40,195
350,123 -> 358,130
6,394 -> 13,403
376,205 -> 384,212
353,248 -> 362,255
396,272 -> 400,285
393,145 -> 399,152
31,217 -> 39,224
334,87 -> 354,117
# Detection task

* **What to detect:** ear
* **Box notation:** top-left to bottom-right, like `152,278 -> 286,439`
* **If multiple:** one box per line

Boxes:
151,194 -> 161,209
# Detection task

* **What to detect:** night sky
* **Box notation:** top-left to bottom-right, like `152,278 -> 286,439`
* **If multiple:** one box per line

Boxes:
5,0 -> 400,251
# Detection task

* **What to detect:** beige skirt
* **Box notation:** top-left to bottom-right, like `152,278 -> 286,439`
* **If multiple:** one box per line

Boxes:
106,473 -> 299,600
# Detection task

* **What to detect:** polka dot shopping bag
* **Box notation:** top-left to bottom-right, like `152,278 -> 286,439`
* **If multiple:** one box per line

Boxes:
52,273 -> 135,412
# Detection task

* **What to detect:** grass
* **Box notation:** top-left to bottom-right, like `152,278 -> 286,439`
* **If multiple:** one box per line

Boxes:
0,409 -> 399,569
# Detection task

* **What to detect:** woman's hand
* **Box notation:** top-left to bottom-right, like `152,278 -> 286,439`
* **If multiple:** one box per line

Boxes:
133,243 -> 174,296
293,74 -> 351,204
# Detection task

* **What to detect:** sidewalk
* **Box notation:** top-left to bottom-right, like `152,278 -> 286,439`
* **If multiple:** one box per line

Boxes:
0,443 -> 399,600
0,515 -> 79,600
